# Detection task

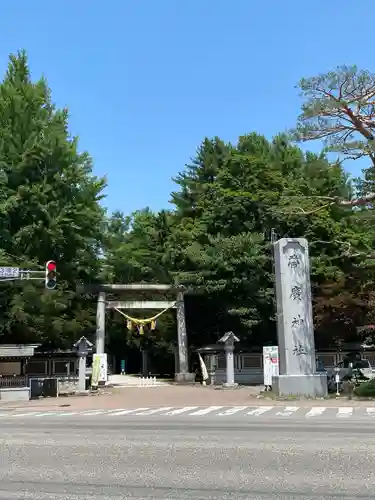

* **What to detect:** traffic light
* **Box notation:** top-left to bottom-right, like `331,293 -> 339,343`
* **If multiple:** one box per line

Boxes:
45,260 -> 57,289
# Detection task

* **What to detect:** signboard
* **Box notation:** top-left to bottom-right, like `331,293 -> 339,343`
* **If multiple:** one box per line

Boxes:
91,355 -> 101,387
98,353 -> 108,383
0,267 -> 19,279
92,353 -> 107,384
263,346 -> 279,389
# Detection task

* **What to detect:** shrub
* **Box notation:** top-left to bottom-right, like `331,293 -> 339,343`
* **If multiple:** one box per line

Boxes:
354,378 -> 375,398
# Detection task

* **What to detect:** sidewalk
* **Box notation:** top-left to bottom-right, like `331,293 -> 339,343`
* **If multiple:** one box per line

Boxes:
1,385 -> 375,411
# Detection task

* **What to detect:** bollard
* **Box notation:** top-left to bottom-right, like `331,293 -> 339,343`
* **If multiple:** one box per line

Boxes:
136,376 -> 159,387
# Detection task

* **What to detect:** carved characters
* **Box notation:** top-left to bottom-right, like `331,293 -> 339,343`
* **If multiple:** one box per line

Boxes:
291,314 -> 304,327
288,252 -> 300,269
293,341 -> 307,356
290,285 -> 302,301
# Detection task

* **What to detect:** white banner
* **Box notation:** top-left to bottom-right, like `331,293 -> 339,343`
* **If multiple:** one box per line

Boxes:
263,346 -> 279,388
198,353 -> 208,382
93,353 -> 108,383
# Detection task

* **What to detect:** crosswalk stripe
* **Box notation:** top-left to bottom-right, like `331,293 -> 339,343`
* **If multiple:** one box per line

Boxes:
134,407 -> 174,415
163,406 -> 198,415
218,406 -> 248,416
247,406 -> 273,416
337,407 -> 353,418
305,407 -> 326,418
275,406 -> 299,416
366,408 -> 375,416
110,408 -> 149,416
189,406 -> 223,416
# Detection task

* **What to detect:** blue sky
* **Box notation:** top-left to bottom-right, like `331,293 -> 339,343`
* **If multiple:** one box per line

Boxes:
1,1 -> 374,215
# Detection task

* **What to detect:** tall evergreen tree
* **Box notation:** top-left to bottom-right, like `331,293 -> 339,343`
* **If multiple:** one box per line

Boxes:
0,51 -> 106,347
168,132 -> 373,346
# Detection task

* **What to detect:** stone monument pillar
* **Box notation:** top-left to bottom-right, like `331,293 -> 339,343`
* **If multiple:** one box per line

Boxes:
272,238 -> 327,397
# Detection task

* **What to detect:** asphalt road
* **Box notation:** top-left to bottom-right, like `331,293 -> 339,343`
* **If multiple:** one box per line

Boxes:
0,417 -> 374,500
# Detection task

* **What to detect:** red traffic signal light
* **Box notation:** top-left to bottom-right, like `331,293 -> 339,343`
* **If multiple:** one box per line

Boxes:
47,261 -> 56,272
45,260 -> 57,290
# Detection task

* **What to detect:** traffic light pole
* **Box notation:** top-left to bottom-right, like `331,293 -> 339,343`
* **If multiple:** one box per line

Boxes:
0,270 -> 46,282
0,263 -> 57,288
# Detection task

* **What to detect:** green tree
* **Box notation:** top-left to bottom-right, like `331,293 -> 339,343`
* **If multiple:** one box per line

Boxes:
0,51 -> 106,347
103,208 -> 173,284
168,133 -> 373,347
170,137 -> 231,219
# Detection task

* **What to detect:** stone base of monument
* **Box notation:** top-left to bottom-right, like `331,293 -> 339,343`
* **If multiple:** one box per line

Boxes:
174,372 -> 196,383
272,373 -> 327,398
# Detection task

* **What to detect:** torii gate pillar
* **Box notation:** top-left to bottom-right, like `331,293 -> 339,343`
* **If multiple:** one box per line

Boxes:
96,291 -> 106,355
175,290 -> 192,382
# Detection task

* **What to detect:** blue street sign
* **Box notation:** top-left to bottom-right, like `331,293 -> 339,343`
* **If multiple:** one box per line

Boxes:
0,267 -> 20,279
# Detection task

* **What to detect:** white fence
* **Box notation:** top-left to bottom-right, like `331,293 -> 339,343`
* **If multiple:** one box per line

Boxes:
137,376 -> 163,387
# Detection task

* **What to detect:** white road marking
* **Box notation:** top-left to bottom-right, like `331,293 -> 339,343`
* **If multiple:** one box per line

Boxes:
163,407 -> 198,415
218,406 -> 248,416
366,408 -> 375,416
337,407 -> 353,418
81,410 -> 106,415
189,406 -> 223,416
134,407 -> 174,415
275,406 -> 299,417
305,407 -> 326,418
52,412 -> 78,416
110,408 -> 149,416
247,406 -> 274,416
13,412 -> 52,417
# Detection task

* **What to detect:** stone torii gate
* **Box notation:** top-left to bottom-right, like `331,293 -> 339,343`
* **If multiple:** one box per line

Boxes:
93,283 -> 195,383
